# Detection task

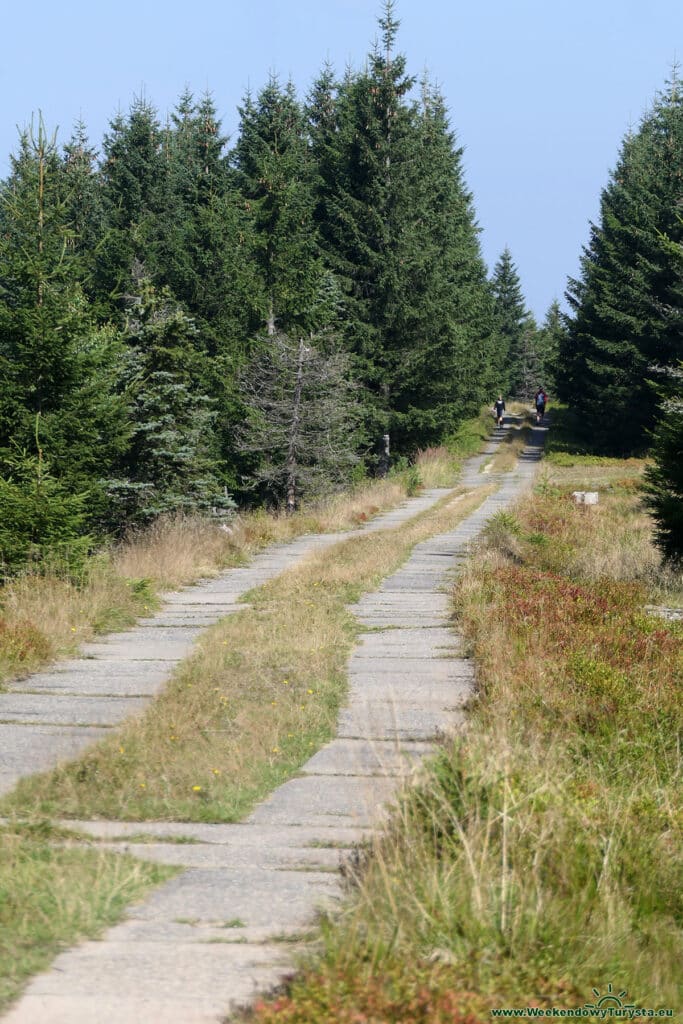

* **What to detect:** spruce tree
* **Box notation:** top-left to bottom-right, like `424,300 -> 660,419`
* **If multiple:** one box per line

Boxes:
643,363 -> 683,562
406,81 -> 497,429
490,247 -> 530,396
104,271 -> 232,529
559,75 -> 683,452
0,436 -> 91,579
97,97 -> 165,315
61,120 -> 107,309
310,4 -> 417,437
643,230 -> 683,561
535,299 -> 566,395
308,7 -> 496,450
514,314 -> 543,401
236,331 -> 361,512
0,118 -> 127,510
155,91 -> 259,355
233,78 -> 323,336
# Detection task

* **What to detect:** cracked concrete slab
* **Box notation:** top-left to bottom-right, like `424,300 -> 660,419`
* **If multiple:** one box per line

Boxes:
0,693 -> 149,727
0,724 -> 111,794
247,774 -> 400,828
337,704 -> 467,741
301,737 -> 435,777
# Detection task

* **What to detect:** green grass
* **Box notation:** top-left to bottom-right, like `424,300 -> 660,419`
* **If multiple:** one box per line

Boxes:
446,409 -> 494,458
0,820 -> 176,1014
244,457 -> 683,1023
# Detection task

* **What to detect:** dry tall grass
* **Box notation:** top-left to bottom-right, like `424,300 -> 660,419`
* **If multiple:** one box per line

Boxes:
3,486 -> 492,822
112,515 -> 238,589
0,440 -> 471,687
487,424 -> 532,473
0,485 -> 407,688
0,560 -> 154,683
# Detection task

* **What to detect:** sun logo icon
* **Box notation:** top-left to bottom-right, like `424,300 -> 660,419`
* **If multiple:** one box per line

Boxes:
584,984 -> 635,1012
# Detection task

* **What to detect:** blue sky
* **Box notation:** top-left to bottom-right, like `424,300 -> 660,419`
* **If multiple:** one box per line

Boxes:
1,0 -> 680,318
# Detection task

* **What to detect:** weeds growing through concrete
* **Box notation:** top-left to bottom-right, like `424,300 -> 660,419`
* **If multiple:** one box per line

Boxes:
0,820 -> 175,1014
2,487 -> 491,821
0,432 -> 487,690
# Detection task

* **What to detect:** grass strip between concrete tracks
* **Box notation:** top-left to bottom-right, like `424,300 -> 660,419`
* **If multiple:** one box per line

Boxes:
0,414 -> 491,689
0,819 -> 176,1015
245,439 -> 682,1022
2,484 -> 493,822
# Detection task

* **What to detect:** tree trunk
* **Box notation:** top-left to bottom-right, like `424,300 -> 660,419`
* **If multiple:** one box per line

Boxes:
266,295 -> 276,337
285,338 -> 305,514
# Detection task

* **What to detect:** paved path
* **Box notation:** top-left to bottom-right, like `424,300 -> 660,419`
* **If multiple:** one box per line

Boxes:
0,490 -> 459,798
1,421 -> 546,1024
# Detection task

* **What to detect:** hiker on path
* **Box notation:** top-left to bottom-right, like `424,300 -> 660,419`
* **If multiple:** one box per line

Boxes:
493,395 -> 506,428
534,386 -> 547,424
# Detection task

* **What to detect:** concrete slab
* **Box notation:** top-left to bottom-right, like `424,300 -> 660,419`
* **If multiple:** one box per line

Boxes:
12,671 -> 168,697
352,613 -> 445,628
301,737 -> 435,777
22,658 -> 174,677
127,868 -> 341,928
56,819 -> 375,848
347,677 -> 472,705
337,704 -> 466,741
77,640 -> 195,661
0,724 -> 111,796
135,613 -> 235,627
347,658 -> 471,678
0,693 -> 149,727
1,942 -> 293,1024
247,775 -> 399,827
355,627 -> 456,648
161,592 -> 247,606
350,641 -> 461,660
96,918 -> 309,946
94,840 -> 344,871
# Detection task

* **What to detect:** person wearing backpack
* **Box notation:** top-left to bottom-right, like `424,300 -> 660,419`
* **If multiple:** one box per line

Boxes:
493,395 -> 506,428
534,387 -> 547,424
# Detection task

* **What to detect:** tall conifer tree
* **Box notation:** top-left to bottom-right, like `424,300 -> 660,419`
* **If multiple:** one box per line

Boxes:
559,75 -> 683,452
536,299 -> 566,394
0,118 -> 127,504
97,97 -> 165,315
233,78 -> 324,336
490,247 -> 530,395
104,271 -> 231,528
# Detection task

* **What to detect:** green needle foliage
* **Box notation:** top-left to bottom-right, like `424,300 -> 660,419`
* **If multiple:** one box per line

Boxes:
104,273 -> 233,529
0,116 -> 129,519
558,74 -> 683,453
490,246 -> 531,396
0,438 -> 91,580
0,5 -> 526,570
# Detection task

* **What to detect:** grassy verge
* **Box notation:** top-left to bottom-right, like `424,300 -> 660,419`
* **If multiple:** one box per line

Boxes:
0,422 -> 490,690
487,424 -> 532,474
244,457 -> 682,1022
1,486 -> 493,822
0,820 -> 175,1014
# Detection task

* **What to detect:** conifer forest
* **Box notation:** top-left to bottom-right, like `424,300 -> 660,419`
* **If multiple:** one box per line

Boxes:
0,3 -> 682,575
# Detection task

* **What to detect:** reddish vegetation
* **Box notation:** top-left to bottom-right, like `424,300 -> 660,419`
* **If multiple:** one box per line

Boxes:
251,969 -> 490,1024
